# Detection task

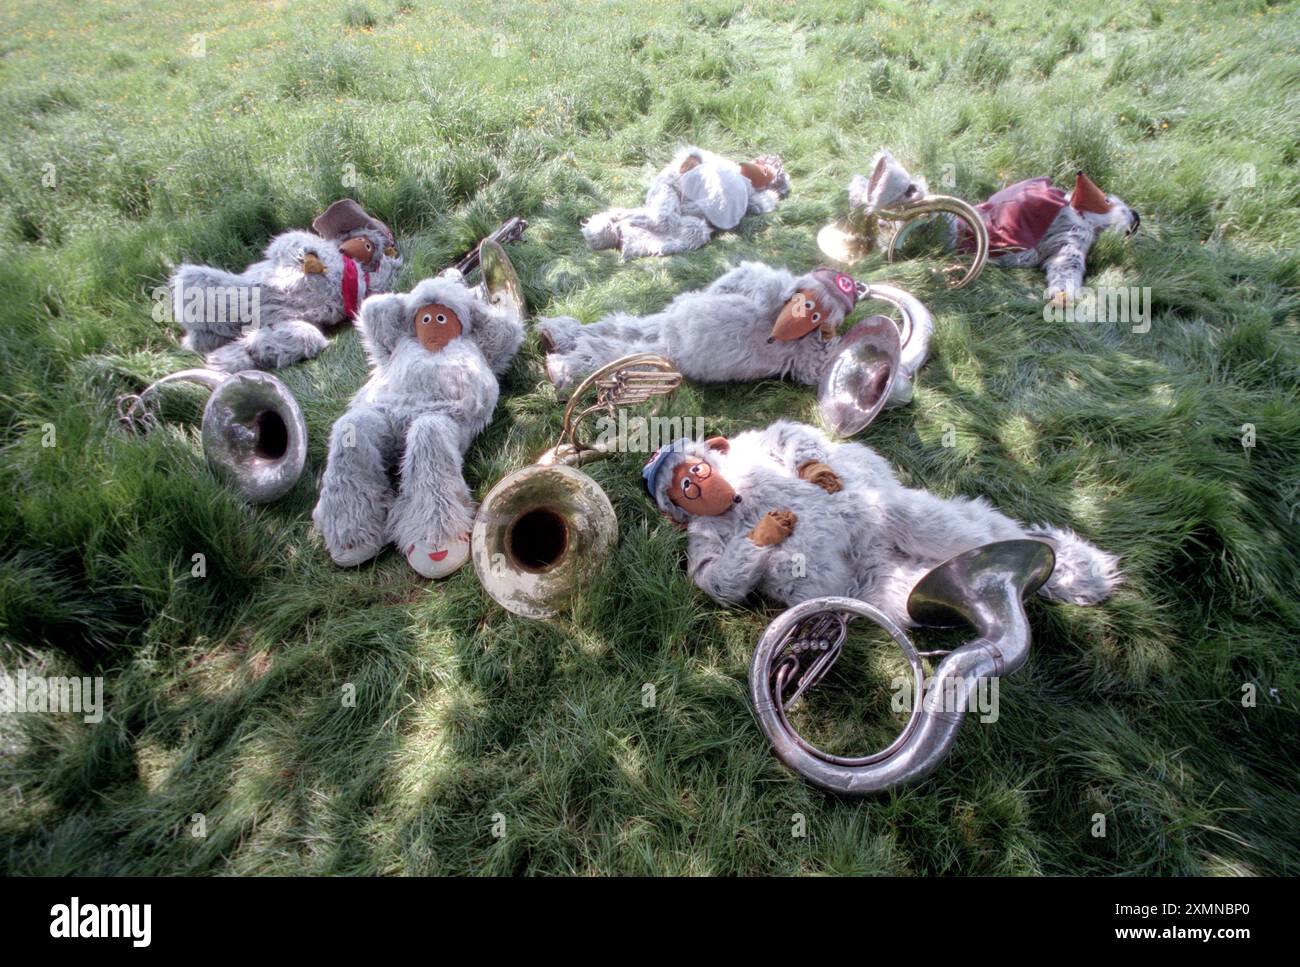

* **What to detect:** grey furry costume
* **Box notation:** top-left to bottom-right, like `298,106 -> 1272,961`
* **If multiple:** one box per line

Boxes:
857,151 -> 1139,301
311,268 -> 523,578
537,261 -> 858,390
171,200 -> 402,372
583,146 -> 790,259
646,421 -> 1120,628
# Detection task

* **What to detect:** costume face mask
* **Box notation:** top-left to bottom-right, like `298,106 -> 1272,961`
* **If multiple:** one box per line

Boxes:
739,161 -> 776,190
668,457 -> 740,516
414,303 -> 463,353
770,290 -> 834,342
338,236 -> 377,267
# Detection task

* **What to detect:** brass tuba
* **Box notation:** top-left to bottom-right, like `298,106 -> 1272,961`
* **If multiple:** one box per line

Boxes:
117,368 -> 308,503
472,353 -> 682,619
817,280 -> 935,437
749,539 -> 1056,794
818,185 -> 989,289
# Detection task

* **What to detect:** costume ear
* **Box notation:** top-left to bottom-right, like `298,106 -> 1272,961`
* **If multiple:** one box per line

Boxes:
356,292 -> 408,363
1070,172 -> 1112,214
705,436 -> 730,453
866,152 -> 891,200
849,173 -> 871,209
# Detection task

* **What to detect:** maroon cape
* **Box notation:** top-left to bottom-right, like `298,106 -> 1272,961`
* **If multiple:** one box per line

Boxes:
958,177 -> 1070,255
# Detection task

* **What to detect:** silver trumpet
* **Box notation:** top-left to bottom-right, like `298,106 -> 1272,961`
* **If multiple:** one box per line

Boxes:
818,188 -> 989,289
749,539 -> 1056,795
117,368 -> 308,503
817,280 -> 934,437
471,353 -> 682,619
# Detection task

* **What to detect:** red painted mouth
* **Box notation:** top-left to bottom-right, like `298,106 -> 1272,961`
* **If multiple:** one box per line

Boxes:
428,549 -> 449,562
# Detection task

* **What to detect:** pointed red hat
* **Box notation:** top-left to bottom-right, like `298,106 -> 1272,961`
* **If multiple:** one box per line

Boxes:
1070,171 -> 1112,214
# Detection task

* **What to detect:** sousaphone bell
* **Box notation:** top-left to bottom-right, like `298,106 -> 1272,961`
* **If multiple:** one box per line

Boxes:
117,368 -> 308,503
749,539 -> 1056,794
817,280 -> 935,437
472,353 -> 682,619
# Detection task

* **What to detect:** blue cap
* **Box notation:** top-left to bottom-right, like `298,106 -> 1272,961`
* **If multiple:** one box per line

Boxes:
641,438 -> 693,500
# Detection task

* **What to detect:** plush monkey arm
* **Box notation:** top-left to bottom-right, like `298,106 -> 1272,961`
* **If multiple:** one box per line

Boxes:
766,419 -> 835,474
798,461 -> 842,494
749,509 -> 796,546
786,343 -> 838,386
746,189 -> 781,215
468,301 -> 525,377
1042,234 -> 1090,301
704,261 -> 793,304
687,527 -> 774,605
635,173 -> 684,230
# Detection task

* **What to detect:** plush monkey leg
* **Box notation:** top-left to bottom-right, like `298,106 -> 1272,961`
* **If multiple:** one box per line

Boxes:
534,315 -> 580,354
247,320 -> 329,370
1023,524 -> 1121,605
875,486 -> 1118,621
687,529 -> 776,606
1042,240 -> 1089,302
205,320 -> 329,372
313,404 -> 397,567
537,312 -> 668,389
387,413 -> 476,578
617,214 -> 712,259
581,210 -> 625,251
172,264 -> 255,354
206,339 -> 257,373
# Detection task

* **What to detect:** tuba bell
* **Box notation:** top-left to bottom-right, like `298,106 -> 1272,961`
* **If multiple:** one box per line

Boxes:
117,368 -> 308,503
816,280 -> 935,437
472,353 -> 682,619
818,184 -> 989,290
749,539 -> 1056,794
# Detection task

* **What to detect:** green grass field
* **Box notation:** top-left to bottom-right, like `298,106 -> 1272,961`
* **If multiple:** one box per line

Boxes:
1,0 -> 1297,875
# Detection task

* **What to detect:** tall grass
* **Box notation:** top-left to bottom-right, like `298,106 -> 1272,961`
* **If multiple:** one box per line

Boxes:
0,0 -> 1297,875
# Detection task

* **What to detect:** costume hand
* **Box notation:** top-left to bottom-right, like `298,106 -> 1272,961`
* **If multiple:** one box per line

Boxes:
749,509 -> 796,547
798,461 -> 842,494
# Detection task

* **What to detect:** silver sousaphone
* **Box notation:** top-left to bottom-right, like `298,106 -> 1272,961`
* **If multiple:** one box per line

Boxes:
816,279 -> 935,437
472,353 -> 682,619
117,368 -> 308,503
818,185 -> 989,290
749,539 -> 1056,794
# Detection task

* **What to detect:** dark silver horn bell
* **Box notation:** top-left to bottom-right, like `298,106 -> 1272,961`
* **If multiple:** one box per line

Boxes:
118,368 -> 307,504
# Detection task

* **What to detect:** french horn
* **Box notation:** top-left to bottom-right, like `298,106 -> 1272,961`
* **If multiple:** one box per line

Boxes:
818,187 -> 989,289
472,352 -> 683,619
117,368 -> 308,503
817,280 -> 934,437
749,539 -> 1056,794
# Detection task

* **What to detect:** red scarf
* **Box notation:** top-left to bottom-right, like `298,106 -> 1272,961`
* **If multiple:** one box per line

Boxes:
340,256 -> 371,320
